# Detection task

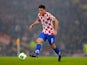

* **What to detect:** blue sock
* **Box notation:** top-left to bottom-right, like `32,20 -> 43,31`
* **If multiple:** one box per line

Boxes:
35,44 -> 41,55
54,47 -> 61,56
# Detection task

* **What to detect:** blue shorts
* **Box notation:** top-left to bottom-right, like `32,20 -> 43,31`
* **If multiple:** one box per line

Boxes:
38,33 -> 55,45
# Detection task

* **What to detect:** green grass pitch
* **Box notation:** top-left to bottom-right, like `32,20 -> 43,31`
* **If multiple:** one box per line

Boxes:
0,57 -> 87,65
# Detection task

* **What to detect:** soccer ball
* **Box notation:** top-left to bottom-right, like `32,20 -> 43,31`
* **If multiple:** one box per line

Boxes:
18,52 -> 27,60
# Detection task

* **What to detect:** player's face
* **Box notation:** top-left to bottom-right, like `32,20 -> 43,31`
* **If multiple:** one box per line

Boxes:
39,8 -> 46,15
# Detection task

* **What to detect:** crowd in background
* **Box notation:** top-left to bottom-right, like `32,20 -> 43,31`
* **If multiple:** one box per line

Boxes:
0,0 -> 87,56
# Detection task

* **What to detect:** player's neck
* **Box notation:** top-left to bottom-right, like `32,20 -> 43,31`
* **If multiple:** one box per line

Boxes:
42,12 -> 46,16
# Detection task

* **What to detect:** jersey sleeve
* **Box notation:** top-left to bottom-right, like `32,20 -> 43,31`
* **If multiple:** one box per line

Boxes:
38,13 -> 41,22
38,18 -> 41,22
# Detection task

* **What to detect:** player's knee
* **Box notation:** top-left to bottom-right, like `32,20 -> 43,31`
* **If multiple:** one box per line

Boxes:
51,44 -> 56,49
36,39 -> 42,43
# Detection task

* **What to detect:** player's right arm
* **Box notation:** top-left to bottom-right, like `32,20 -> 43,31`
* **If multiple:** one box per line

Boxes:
29,19 -> 40,30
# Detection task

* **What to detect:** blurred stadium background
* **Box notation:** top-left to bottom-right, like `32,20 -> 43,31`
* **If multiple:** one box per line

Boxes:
0,0 -> 87,57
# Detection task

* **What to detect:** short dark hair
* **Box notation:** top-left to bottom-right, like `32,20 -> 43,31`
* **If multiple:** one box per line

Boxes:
38,5 -> 46,9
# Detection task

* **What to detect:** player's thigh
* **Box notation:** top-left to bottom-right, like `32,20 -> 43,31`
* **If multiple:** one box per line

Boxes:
48,35 -> 55,45
36,38 -> 44,43
36,33 -> 46,43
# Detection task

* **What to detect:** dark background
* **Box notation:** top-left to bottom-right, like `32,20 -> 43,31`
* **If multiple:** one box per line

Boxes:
0,0 -> 87,56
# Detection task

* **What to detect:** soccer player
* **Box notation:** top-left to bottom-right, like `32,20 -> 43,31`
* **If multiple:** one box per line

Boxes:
29,5 -> 62,61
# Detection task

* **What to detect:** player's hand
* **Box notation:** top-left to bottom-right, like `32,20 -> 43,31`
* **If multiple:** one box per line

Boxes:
29,24 -> 33,30
53,30 -> 57,35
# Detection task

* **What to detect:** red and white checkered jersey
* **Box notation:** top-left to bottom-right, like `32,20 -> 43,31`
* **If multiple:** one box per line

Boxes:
38,12 -> 55,35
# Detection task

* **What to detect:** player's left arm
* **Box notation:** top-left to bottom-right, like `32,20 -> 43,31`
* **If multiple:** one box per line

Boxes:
49,12 -> 59,35
53,18 -> 59,35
